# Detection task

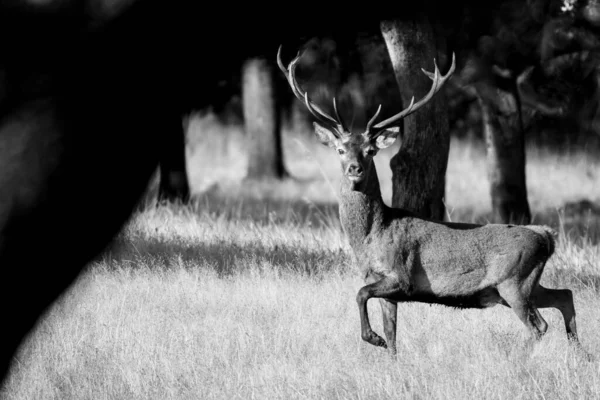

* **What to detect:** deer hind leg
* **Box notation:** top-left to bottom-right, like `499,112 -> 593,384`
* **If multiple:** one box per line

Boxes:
498,281 -> 548,340
379,299 -> 397,356
532,285 -> 579,343
511,260 -> 552,339
356,276 -> 401,349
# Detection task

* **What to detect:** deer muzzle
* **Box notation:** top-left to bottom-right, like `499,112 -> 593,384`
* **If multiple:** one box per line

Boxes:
346,163 -> 364,181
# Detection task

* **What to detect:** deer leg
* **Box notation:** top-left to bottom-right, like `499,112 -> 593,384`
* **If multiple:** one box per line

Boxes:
531,308 -> 549,335
356,276 -> 401,349
498,282 -> 547,340
379,299 -> 397,356
532,285 -> 579,343
514,301 -> 547,340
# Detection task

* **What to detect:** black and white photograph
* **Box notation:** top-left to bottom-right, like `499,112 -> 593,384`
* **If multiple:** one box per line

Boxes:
1,0 -> 599,398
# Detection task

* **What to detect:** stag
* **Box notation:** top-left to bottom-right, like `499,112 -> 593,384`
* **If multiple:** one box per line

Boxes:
277,46 -> 580,354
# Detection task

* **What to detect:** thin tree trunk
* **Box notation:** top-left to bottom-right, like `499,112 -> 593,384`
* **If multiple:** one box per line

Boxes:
475,80 -> 531,224
242,57 -> 288,180
380,17 -> 450,220
157,119 -> 190,203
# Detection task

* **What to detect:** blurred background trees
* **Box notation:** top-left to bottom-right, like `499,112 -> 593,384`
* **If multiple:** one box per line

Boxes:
105,0 -> 599,223
213,0 -> 600,224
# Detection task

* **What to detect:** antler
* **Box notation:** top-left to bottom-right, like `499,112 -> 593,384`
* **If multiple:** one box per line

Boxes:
277,45 -> 348,136
365,52 -> 457,138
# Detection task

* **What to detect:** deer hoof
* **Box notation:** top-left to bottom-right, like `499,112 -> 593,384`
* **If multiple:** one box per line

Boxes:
373,336 -> 387,348
362,332 -> 387,348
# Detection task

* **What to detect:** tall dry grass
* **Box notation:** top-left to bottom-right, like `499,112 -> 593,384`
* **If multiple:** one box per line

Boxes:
1,114 -> 599,400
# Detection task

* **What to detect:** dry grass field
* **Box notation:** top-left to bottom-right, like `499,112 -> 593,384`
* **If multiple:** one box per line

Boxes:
1,113 -> 599,400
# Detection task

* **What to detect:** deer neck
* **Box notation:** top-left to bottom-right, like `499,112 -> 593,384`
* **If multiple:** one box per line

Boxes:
338,163 -> 386,248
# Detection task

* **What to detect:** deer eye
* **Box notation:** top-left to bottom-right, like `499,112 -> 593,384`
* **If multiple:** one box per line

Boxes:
337,148 -> 346,155
365,148 -> 375,157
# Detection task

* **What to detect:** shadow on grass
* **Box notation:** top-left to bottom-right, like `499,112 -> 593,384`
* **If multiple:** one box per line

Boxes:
102,232 -> 352,279
113,179 -> 352,278
102,225 -> 598,292
124,185 -> 599,286
140,181 -> 342,230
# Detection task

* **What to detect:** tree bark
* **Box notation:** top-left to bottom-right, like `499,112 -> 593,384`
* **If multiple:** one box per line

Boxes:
242,57 -> 288,180
474,80 -> 531,224
380,17 -> 450,220
157,118 -> 190,203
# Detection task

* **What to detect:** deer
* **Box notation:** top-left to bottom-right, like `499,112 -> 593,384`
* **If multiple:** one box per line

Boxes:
277,45 -> 580,354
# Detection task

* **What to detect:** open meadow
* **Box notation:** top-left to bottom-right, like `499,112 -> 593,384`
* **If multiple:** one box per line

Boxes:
2,114 -> 600,400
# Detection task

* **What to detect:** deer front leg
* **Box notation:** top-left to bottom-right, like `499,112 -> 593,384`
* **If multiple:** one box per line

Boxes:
379,299 -> 398,356
356,276 -> 401,349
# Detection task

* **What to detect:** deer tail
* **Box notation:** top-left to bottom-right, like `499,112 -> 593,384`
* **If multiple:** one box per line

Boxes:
524,225 -> 558,256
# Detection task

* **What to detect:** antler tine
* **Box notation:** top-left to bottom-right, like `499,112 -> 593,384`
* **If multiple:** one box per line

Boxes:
303,92 -> 334,127
365,104 -> 383,133
276,45 -> 343,133
421,52 -> 456,92
277,46 -> 306,102
276,45 -> 290,80
332,97 -> 349,133
371,52 -> 456,133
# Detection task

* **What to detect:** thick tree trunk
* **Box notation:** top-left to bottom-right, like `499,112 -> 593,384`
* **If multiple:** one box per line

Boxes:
475,80 -> 531,224
157,119 -> 190,203
242,57 -> 288,180
380,17 -> 450,220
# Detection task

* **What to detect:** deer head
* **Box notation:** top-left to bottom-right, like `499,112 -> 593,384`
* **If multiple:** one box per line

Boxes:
277,45 -> 456,191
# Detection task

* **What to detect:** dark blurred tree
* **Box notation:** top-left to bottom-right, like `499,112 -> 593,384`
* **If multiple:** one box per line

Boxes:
380,15 -> 450,221
523,0 -> 600,144
460,0 -> 548,225
157,119 -> 191,203
444,0 -> 600,224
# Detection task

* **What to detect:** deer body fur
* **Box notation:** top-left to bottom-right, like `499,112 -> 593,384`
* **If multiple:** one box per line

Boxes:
341,168 -> 555,309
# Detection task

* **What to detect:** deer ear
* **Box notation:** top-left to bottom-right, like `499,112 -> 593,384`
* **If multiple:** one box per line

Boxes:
313,122 -> 338,147
375,127 -> 400,149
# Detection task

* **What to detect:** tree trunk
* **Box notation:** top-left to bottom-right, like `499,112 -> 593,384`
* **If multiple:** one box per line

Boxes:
242,57 -> 288,180
157,119 -> 190,203
474,80 -> 531,224
380,17 -> 450,220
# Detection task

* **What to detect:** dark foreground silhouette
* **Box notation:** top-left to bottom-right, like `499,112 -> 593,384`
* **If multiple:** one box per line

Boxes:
0,0 -> 525,384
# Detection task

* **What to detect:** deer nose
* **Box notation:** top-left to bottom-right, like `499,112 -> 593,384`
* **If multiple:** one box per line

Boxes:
347,163 -> 363,176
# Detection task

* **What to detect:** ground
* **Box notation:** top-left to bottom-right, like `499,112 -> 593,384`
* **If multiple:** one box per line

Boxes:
1,112 -> 599,400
